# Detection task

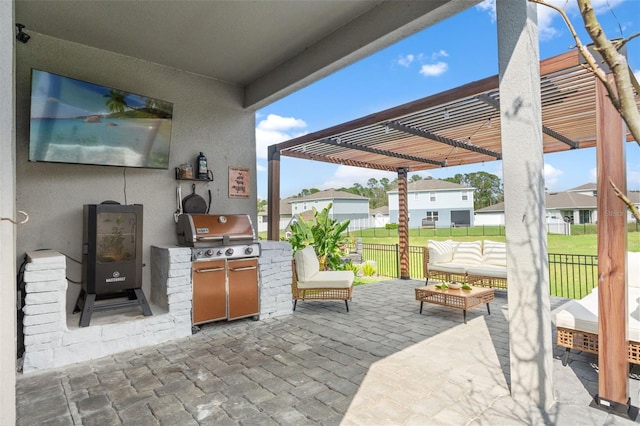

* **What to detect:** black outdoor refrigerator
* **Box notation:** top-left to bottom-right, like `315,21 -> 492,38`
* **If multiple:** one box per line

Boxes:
75,203 -> 152,327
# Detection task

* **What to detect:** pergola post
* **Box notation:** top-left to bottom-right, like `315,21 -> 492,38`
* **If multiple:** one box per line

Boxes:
497,0 -> 553,409
267,146 -> 281,241
593,76 -> 629,414
397,167 -> 410,279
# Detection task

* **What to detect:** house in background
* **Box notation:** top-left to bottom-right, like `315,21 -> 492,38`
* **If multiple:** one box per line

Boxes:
370,206 -> 390,227
566,182 -> 597,197
289,189 -> 369,222
257,197 -> 295,233
387,179 -> 475,228
475,191 -> 599,225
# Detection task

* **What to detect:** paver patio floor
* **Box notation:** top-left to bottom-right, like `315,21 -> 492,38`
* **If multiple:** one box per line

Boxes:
15,279 -> 640,425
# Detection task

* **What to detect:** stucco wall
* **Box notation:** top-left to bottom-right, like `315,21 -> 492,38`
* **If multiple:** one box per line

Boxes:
1,1 -> 16,422
15,32 -> 257,313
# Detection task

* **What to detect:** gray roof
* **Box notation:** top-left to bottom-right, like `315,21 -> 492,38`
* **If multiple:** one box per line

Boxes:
371,206 -> 389,215
565,182 -> 597,192
388,179 -> 472,193
476,192 -> 598,213
258,197 -> 294,216
292,189 -> 369,202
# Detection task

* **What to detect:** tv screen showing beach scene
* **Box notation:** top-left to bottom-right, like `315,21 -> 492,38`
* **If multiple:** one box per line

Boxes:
29,69 -> 173,169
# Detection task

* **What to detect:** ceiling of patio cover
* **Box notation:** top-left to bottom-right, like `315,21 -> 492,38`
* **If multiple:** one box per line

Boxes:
273,50 -> 639,172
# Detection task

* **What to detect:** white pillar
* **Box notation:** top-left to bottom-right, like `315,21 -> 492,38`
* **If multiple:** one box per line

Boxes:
497,0 -> 554,409
0,0 -> 16,423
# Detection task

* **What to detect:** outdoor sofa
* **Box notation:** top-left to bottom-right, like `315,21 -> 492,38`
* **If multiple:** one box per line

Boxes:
423,239 -> 507,289
291,246 -> 354,311
555,251 -> 640,365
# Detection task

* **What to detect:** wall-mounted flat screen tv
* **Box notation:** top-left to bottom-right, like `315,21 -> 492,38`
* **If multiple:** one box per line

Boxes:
29,69 -> 173,169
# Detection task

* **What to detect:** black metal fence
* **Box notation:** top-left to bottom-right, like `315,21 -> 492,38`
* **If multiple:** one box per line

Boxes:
351,242 -> 599,299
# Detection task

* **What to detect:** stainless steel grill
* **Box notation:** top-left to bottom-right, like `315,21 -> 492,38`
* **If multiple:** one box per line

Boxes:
176,213 -> 261,260
176,213 -> 261,325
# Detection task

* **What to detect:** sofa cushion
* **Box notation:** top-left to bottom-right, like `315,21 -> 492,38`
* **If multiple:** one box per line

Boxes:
295,246 -> 320,281
428,240 -> 454,264
629,252 -> 640,288
556,287 -> 640,342
296,270 -> 354,289
482,240 -> 507,267
452,241 -> 483,265
428,262 -> 468,275
466,264 -> 508,279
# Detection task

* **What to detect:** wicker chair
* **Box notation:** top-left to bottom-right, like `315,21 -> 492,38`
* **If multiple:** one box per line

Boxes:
291,246 -> 354,312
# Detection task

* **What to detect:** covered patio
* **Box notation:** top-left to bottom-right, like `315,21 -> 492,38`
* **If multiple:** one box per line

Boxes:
16,279 -> 640,425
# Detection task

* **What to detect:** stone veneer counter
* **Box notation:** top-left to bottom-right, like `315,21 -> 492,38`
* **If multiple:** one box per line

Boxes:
21,241 -> 293,373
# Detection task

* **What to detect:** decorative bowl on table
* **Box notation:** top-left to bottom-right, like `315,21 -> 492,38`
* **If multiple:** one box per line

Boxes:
448,281 -> 462,289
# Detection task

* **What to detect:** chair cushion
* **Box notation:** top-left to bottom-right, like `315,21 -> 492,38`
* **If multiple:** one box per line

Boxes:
452,241 -> 483,264
466,264 -> 508,279
482,240 -> 507,267
294,246 -> 320,281
428,240 -> 454,264
297,270 -> 354,289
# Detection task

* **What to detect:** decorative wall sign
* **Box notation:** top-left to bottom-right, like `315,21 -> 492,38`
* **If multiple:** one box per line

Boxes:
229,167 -> 250,198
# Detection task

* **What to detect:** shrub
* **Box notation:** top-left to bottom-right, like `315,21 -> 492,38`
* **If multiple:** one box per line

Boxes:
288,203 -> 350,270
385,223 -> 399,230
361,262 -> 376,277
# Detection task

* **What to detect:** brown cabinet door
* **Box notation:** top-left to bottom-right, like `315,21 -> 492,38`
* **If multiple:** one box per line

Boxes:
227,258 -> 259,320
192,259 -> 226,324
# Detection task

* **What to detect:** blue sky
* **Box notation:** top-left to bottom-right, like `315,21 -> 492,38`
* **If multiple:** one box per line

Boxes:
255,0 -> 640,200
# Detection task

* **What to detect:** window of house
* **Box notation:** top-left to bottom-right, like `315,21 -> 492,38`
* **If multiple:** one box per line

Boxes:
425,211 -> 438,221
414,193 -> 419,200
462,192 -> 468,201
429,192 -> 436,202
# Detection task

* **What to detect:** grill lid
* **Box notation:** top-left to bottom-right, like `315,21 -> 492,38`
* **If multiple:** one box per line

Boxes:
177,214 -> 256,247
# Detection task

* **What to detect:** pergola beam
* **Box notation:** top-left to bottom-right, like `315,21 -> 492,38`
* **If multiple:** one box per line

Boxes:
386,121 -> 502,160
477,93 -> 579,149
317,138 -> 445,167
284,150 -> 398,171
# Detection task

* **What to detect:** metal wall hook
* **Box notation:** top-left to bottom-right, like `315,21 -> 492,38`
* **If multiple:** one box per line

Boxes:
0,211 -> 29,225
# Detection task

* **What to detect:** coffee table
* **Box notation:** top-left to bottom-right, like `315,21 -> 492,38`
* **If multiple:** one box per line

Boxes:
415,284 -> 494,324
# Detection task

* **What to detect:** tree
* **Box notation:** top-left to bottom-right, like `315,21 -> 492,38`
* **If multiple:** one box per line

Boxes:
444,171 -> 503,210
531,0 -> 639,222
257,198 -> 267,213
296,188 -> 320,198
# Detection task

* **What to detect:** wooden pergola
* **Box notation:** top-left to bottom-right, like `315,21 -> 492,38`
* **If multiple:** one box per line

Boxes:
268,48 -> 640,415
268,49 -> 637,274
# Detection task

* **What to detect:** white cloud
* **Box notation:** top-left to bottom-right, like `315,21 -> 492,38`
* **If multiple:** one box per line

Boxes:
420,62 -> 448,77
255,114 -> 307,160
398,54 -> 415,67
475,0 -> 496,21
431,50 -> 449,60
319,165 -> 395,190
634,69 -> 640,82
590,167 -> 597,183
476,0 -> 626,42
544,162 -> 563,190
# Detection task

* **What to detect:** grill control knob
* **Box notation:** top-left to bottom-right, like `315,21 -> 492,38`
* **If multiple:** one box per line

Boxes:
225,247 -> 234,256
245,247 -> 254,255
205,249 -> 214,257
216,249 -> 223,256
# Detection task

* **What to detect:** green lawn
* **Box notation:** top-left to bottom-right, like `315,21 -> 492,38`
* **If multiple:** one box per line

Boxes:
261,226 -> 640,254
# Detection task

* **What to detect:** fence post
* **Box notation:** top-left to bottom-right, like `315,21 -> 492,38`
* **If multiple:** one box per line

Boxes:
395,244 -> 400,278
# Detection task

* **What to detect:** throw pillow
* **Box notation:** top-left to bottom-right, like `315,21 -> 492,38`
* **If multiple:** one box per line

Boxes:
428,240 -> 453,263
